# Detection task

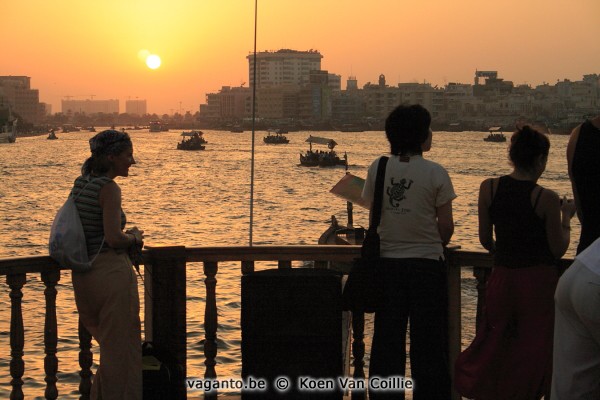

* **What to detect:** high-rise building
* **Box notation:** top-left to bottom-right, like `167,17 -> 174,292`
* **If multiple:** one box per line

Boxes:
0,76 -> 42,123
247,49 -> 323,88
61,99 -> 119,115
125,99 -> 147,115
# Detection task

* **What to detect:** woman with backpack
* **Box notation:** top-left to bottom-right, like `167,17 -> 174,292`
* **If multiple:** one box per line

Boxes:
71,129 -> 144,399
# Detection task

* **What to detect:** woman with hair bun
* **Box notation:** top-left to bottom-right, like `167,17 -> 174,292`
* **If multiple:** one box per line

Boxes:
71,129 -> 143,399
454,126 -> 576,399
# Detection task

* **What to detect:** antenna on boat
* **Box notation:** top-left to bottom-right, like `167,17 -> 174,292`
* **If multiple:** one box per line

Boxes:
249,0 -> 258,246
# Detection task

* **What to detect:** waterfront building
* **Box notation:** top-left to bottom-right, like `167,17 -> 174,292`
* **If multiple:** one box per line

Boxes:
0,76 -> 43,124
125,99 -> 147,115
247,49 -> 323,88
61,99 -> 119,115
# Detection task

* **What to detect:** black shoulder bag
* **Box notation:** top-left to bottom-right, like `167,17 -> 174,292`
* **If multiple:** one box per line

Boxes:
342,156 -> 388,313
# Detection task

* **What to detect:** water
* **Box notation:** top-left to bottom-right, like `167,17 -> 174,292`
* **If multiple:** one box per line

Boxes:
0,129 -> 578,398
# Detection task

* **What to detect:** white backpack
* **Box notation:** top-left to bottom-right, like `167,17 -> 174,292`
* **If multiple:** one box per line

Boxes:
49,178 -> 104,272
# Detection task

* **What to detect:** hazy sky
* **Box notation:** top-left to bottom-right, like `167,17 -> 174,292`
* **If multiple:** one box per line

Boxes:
2,0 -> 598,115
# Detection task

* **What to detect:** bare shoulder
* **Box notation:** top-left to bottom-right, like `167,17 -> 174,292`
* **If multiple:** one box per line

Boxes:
538,187 -> 560,208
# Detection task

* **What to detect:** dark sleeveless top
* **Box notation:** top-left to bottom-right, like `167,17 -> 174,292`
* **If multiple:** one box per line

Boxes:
572,119 -> 600,254
490,176 -> 555,268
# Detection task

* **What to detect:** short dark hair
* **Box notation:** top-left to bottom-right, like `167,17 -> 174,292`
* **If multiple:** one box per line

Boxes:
385,104 -> 431,155
509,125 -> 550,171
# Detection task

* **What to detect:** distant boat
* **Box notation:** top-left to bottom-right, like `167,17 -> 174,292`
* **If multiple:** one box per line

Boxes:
300,135 -> 347,167
230,125 -> 244,133
0,105 -> 17,144
47,130 -> 58,140
177,130 -> 206,151
61,124 -> 80,133
484,127 -> 506,142
263,129 -> 289,144
149,121 -> 162,132
339,124 -> 364,132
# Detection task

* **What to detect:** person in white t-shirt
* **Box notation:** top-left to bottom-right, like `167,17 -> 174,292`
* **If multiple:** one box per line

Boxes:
362,104 -> 456,400
551,237 -> 600,399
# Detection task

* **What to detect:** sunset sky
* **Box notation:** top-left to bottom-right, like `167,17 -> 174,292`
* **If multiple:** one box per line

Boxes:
2,0 -> 598,115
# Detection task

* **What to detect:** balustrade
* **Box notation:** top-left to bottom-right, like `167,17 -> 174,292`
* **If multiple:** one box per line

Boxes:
0,247 -> 573,399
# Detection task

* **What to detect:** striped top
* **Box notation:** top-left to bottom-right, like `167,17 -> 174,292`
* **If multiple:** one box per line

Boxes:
71,175 -> 126,256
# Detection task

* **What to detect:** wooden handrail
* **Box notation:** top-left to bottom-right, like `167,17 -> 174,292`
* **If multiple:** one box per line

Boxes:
0,247 -> 574,400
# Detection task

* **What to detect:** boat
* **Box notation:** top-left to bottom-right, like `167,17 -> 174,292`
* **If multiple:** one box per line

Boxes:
484,127 -> 506,142
230,125 -> 244,133
149,121 -> 163,132
0,104 -> 17,144
300,135 -> 347,167
47,130 -> 58,140
263,129 -> 289,144
61,124 -> 80,133
177,130 -> 206,151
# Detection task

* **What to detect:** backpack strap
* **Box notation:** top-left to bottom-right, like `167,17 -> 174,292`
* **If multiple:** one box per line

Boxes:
369,156 -> 389,229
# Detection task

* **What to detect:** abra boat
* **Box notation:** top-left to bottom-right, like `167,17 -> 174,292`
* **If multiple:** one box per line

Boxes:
0,105 -> 17,144
177,131 -> 206,151
149,121 -> 163,132
263,129 -> 289,144
300,135 -> 347,167
47,130 -> 58,140
484,127 -> 506,142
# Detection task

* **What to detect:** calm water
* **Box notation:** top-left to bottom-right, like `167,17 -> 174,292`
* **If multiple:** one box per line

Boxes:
0,129 -> 578,398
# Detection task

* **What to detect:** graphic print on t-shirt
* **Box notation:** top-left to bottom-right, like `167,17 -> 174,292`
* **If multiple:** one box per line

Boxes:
386,177 -> 413,207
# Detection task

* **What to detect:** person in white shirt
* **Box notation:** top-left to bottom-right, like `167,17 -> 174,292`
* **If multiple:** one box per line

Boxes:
362,104 -> 456,400
552,237 -> 600,399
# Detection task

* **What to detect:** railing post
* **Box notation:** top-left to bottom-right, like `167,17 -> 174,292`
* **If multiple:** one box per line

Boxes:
241,260 -> 254,275
350,311 -> 366,400
473,266 -> 491,332
446,249 -> 462,400
78,319 -> 93,399
42,269 -> 61,400
203,261 -> 218,400
146,246 -> 187,399
7,273 -> 26,400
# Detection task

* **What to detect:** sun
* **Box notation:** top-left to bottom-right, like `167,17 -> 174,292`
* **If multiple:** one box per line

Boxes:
146,54 -> 161,69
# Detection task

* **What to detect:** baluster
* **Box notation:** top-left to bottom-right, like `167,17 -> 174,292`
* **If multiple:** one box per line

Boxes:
473,266 -> 491,332
78,319 -> 93,400
351,311 -> 366,400
241,260 -> 254,275
278,260 -> 291,269
42,270 -> 61,400
203,261 -> 218,399
7,273 -> 26,400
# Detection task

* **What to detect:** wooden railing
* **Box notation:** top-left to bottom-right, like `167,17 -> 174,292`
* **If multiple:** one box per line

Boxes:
0,246 -> 573,399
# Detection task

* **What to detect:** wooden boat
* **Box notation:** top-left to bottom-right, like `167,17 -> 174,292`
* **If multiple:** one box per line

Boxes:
263,129 -> 289,144
0,105 -> 17,144
177,130 -> 206,151
149,121 -> 163,132
300,136 -> 347,167
484,127 -> 506,142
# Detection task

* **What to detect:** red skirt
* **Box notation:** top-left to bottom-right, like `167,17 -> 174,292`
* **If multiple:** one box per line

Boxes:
454,265 -> 558,400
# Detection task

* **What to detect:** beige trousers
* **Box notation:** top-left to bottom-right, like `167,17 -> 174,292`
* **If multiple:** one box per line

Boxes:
72,248 -> 142,400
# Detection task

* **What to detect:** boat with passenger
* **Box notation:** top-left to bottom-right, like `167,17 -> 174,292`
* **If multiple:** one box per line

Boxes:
177,130 -> 207,151
300,135 -> 347,167
47,130 -> 58,140
484,127 -> 506,142
263,129 -> 289,144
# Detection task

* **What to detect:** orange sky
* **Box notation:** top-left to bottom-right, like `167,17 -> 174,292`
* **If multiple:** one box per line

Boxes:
2,0 -> 599,115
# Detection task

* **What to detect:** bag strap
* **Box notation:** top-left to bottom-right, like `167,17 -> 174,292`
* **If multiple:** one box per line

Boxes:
369,156 -> 389,229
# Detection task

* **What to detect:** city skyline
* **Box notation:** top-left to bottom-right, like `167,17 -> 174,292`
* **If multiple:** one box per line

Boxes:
2,0 -> 599,115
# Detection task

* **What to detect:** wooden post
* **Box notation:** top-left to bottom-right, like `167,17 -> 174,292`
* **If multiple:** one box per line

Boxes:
446,251 -> 462,400
146,246 -> 187,399
351,312 -> 366,400
78,320 -> 93,399
8,273 -> 26,400
203,261 -> 218,400
42,269 -> 60,400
